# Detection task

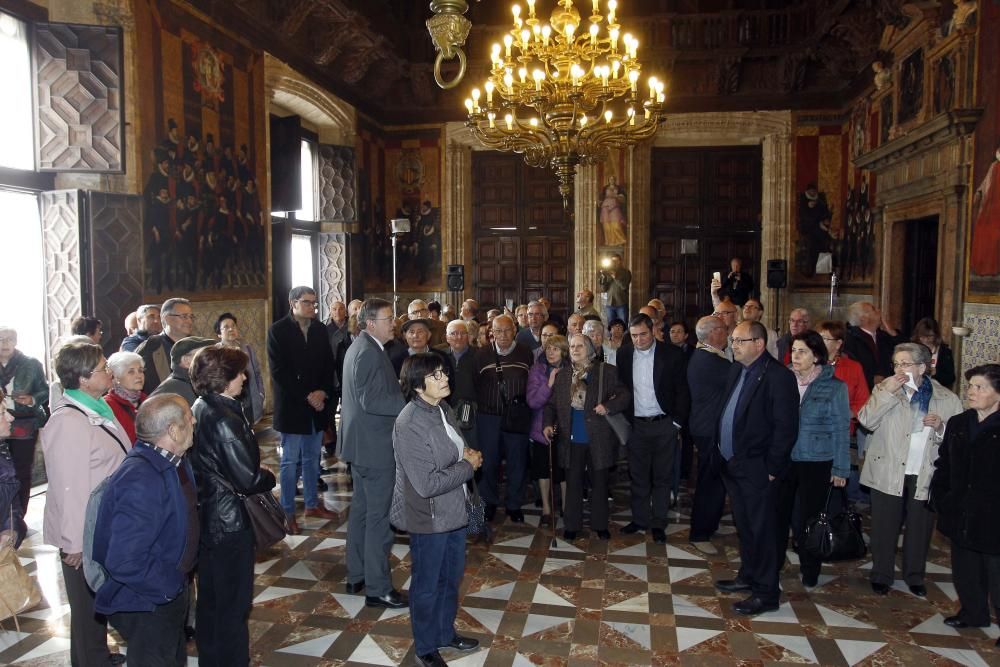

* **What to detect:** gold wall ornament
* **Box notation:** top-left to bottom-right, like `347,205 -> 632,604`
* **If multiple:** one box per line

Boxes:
428,0 -> 472,89
463,0 -> 667,206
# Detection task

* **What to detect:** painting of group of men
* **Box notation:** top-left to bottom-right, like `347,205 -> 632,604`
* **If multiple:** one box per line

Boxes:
142,118 -> 266,295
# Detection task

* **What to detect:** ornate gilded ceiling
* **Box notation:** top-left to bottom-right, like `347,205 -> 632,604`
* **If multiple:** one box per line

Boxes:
191,0 -> 925,124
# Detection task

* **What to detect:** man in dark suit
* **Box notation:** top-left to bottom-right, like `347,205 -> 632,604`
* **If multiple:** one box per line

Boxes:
616,313 -> 691,544
774,308 -> 810,366
714,320 -> 799,616
325,299 -> 349,457
687,315 -> 732,554
340,298 -> 407,609
267,287 -> 338,535
843,300 -> 903,390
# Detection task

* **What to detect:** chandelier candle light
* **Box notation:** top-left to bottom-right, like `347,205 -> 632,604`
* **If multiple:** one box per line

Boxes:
464,0 -> 667,206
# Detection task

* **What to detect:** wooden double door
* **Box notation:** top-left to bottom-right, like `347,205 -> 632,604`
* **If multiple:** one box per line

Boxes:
472,153 -> 574,320
650,146 -> 763,326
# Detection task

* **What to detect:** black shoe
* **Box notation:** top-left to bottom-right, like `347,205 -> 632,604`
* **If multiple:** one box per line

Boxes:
415,650 -> 448,667
908,584 -> 927,597
943,615 -> 988,628
715,578 -> 753,593
563,530 -> 578,540
184,625 -> 196,642
870,582 -> 890,595
596,529 -> 611,540
801,573 -> 818,588
485,503 -> 497,522
620,522 -> 646,534
110,653 -> 126,665
732,595 -> 779,616
508,509 -> 525,523
441,635 -> 479,651
365,590 -> 407,609
651,528 -> 666,544
345,579 -> 365,594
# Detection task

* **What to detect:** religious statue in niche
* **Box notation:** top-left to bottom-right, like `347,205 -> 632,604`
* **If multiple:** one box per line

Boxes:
970,143 -> 1000,279
839,179 -> 876,285
598,176 -> 627,246
795,183 -> 836,278
934,55 -> 955,114
142,117 -> 265,296
898,49 -> 924,125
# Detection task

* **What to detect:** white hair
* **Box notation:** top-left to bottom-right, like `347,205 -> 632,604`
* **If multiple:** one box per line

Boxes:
107,351 -> 144,377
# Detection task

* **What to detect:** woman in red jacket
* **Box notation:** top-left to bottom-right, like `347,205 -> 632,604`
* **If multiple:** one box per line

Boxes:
104,351 -> 147,445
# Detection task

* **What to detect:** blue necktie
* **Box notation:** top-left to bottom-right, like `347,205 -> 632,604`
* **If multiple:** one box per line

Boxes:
719,368 -> 747,460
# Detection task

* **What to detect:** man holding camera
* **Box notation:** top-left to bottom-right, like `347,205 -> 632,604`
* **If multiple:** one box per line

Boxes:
474,315 -> 533,523
598,253 -> 632,324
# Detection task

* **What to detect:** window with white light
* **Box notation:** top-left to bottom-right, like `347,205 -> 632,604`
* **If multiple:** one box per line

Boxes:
290,233 -> 314,289
1,189 -> 45,362
0,11 -> 34,170
296,140 -> 316,221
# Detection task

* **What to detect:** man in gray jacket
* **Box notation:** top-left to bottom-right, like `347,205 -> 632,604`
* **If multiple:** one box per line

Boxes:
340,298 -> 407,609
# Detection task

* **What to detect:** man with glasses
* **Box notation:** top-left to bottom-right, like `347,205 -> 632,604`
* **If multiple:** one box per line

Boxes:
341,298 -> 407,608
475,314 -> 534,522
405,299 -> 446,347
121,304 -> 162,352
267,286 -> 338,536
137,298 -> 195,393
514,301 -> 548,352
714,321 -> 798,616
740,299 -> 778,359
775,308 -> 810,365
712,301 -> 740,361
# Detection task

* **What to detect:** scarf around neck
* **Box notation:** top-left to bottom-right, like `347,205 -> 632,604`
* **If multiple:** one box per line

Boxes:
64,388 -> 116,423
910,375 -> 933,416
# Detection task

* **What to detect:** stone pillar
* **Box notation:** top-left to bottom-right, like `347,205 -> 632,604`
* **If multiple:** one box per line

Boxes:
318,232 -> 348,320
627,142 -> 653,315
443,136 -> 473,304
574,162 -> 599,298
761,132 -> 793,321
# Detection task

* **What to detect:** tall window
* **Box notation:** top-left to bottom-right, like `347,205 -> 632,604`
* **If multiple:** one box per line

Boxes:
0,11 -> 33,170
290,233 -> 313,289
1,189 -> 45,361
296,140 -> 316,221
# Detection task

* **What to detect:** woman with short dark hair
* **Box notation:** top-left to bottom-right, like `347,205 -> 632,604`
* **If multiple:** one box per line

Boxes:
391,354 -> 483,667
41,341 -> 130,666
189,345 -> 276,666
214,312 -> 265,424
774,330 -> 850,587
911,317 -> 955,388
931,364 -> 1000,638
71,315 -> 103,345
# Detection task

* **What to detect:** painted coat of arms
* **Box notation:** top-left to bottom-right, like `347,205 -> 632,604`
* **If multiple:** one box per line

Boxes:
191,41 -> 225,103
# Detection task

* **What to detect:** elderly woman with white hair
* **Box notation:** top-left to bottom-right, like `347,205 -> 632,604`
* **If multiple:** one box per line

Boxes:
104,351 -> 146,446
543,333 -> 629,541
859,341 -> 963,597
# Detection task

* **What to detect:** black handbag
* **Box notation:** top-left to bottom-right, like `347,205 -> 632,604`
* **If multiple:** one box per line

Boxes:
216,475 -> 288,551
802,485 -> 867,562
465,478 -> 491,540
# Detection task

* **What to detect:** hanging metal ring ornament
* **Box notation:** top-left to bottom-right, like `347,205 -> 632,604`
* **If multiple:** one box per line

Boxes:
427,0 -> 472,89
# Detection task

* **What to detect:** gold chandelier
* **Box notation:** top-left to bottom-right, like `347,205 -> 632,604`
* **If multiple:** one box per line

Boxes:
464,0 -> 667,205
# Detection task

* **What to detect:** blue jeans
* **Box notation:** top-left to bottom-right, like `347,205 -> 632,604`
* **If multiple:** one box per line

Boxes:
279,428 -> 323,515
476,413 -> 529,510
409,528 -> 466,656
605,304 -> 628,325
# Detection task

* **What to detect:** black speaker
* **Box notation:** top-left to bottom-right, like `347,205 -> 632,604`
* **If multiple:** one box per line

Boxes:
446,264 -> 465,291
766,259 -> 787,289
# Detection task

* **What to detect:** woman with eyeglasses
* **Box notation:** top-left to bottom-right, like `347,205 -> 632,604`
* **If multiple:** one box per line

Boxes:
390,354 -> 483,667
859,342 -> 962,597
214,312 -> 265,424
40,341 -> 130,666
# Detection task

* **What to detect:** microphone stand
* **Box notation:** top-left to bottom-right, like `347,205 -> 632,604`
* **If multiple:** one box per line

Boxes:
828,271 -> 838,318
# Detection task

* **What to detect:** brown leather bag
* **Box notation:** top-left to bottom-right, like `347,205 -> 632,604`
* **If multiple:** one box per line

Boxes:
0,511 -> 41,630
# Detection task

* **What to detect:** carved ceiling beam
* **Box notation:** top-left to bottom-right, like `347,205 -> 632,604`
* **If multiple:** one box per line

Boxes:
278,0 -> 321,38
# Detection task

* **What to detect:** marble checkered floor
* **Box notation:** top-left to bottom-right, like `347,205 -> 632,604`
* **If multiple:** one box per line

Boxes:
3,425 -> 1000,666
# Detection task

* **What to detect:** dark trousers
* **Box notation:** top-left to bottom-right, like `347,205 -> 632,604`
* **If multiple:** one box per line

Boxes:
110,585 -> 188,666
346,464 -> 394,596
951,542 -> 1000,627
564,444 -> 609,532
689,435 -> 726,541
409,528 -> 466,656
626,419 -> 677,529
774,460 -> 832,581
869,474 -> 935,586
9,436 -> 35,514
62,559 -> 110,667
476,414 -> 529,510
196,529 -> 254,667
722,456 -> 780,604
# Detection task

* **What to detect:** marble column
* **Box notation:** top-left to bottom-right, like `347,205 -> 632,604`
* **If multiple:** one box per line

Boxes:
761,132 -> 793,321
443,136 -> 473,304
574,162 -> 600,298
627,142 -> 653,315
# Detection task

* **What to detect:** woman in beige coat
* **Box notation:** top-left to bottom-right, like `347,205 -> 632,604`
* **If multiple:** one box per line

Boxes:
859,342 -> 962,597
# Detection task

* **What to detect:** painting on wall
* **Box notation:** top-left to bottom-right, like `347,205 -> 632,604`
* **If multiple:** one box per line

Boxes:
898,48 -> 924,125
134,0 -> 267,301
364,130 -> 443,292
596,149 -> 628,248
969,0 -> 1000,302
933,54 -> 955,114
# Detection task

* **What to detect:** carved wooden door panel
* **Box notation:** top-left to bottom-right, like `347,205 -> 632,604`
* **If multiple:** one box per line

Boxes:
33,22 -> 124,172
651,147 -> 762,326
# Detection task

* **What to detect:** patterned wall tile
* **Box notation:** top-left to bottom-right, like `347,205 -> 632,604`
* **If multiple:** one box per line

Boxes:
317,145 -> 356,222
961,303 -> 1000,387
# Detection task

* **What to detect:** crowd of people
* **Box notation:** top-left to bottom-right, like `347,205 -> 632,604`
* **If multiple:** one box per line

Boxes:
1,255 -> 999,665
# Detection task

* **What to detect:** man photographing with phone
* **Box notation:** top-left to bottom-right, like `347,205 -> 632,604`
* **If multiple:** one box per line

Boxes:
598,253 -> 632,324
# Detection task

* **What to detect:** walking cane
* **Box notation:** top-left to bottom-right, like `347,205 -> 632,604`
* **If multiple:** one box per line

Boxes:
547,425 -> 558,548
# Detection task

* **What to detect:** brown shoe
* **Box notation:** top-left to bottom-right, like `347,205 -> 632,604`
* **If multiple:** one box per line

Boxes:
304,506 -> 337,520
286,516 -> 301,535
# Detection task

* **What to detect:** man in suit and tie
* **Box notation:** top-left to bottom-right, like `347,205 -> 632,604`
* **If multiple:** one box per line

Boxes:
714,320 -> 799,615
687,315 -> 732,554
616,313 -> 691,544
843,301 -> 903,390
340,298 -> 407,609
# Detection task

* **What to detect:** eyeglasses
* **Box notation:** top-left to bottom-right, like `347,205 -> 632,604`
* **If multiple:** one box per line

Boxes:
713,311 -> 737,317
90,365 -> 110,375
789,318 -> 809,325
167,313 -> 196,321
409,308 -> 430,315
728,336 -> 760,346
426,369 -> 447,381
371,316 -> 394,322
296,299 -> 318,307
492,328 -> 514,335
892,361 -> 921,369
820,336 -> 838,342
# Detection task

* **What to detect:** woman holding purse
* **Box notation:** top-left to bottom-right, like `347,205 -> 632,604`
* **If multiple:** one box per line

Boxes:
543,334 -> 629,541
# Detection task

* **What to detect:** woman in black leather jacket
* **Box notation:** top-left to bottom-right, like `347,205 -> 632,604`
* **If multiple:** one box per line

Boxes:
189,345 -> 275,667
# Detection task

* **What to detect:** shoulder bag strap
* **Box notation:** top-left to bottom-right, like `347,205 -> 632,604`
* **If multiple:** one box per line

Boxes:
53,404 -> 129,456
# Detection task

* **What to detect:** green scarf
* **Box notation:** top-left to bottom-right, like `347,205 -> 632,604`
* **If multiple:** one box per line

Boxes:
64,388 -> 116,423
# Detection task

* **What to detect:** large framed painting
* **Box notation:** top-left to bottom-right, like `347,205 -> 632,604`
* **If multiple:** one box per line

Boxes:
133,0 -> 268,301
898,48 -> 924,125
